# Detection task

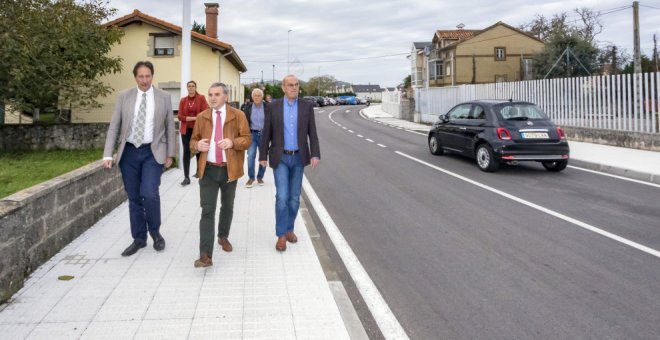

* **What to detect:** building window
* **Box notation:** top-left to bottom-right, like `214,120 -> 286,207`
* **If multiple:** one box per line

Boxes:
495,74 -> 507,83
494,47 -> 506,61
154,36 -> 175,56
429,61 -> 443,80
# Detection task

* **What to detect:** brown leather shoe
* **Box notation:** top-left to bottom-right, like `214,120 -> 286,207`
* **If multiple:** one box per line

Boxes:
286,231 -> 298,243
194,253 -> 213,268
218,237 -> 233,252
245,179 -> 254,188
276,236 -> 287,251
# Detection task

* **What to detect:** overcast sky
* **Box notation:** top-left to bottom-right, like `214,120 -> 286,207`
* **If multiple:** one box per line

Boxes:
107,0 -> 660,87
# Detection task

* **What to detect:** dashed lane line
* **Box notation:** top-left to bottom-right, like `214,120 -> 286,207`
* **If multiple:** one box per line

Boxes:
396,151 -> 660,259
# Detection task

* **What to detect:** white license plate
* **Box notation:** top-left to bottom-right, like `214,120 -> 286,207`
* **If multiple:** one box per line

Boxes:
521,132 -> 549,139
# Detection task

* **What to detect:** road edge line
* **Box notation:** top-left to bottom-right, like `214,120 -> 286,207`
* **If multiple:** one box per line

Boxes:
302,175 -> 410,340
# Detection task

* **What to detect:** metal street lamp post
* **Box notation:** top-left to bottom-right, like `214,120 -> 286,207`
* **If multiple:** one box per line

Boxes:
287,29 -> 292,74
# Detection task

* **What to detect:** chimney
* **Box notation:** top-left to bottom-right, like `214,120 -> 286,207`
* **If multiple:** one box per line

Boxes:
204,3 -> 219,39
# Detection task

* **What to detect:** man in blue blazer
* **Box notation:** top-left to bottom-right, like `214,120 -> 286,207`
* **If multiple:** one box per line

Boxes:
259,74 -> 320,251
103,61 -> 176,257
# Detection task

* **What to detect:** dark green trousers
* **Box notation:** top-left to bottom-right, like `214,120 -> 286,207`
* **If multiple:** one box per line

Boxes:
199,164 -> 237,256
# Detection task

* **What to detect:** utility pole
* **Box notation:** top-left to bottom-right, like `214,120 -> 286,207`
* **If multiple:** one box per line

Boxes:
317,66 -> 321,96
471,51 -> 476,84
633,1 -> 641,74
566,47 -> 571,77
272,64 -> 275,85
612,45 -> 618,75
654,34 -> 658,72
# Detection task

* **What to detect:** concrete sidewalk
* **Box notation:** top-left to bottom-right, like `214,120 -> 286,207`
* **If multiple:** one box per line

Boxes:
362,105 -> 660,183
0,164 -> 354,339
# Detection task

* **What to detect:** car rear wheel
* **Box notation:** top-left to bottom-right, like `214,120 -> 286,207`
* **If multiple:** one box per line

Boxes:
428,134 -> 444,155
475,144 -> 500,172
542,160 -> 568,172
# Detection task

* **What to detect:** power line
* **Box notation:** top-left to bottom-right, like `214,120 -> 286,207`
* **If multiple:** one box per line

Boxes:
640,4 -> 660,10
244,52 -> 409,64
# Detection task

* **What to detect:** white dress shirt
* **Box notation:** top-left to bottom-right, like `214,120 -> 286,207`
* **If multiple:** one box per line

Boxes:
127,86 -> 155,146
207,104 -> 227,163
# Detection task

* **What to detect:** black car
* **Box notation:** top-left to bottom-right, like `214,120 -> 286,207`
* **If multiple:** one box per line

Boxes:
428,100 -> 569,172
302,96 -> 320,107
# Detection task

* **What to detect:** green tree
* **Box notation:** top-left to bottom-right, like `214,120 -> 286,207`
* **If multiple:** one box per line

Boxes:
303,75 -> 336,96
0,0 -> 123,121
622,54 -> 655,74
263,83 -> 284,99
192,20 -> 206,35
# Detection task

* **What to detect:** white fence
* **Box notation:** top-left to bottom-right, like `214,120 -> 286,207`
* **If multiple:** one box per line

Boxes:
415,72 -> 660,134
381,90 -> 401,117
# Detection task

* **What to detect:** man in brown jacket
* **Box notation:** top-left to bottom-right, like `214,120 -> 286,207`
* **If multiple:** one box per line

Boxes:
190,82 -> 251,267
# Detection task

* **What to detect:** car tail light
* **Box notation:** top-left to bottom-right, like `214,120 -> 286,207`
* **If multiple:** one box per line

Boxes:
497,128 -> 512,140
556,127 -> 566,140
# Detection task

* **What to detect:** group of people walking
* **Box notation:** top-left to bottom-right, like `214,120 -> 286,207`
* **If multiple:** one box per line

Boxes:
103,61 -> 320,267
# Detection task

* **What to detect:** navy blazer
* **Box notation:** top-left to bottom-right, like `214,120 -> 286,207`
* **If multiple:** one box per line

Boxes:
259,98 -> 320,168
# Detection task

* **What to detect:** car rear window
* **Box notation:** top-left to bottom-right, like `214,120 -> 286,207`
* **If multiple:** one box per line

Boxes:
495,104 -> 548,121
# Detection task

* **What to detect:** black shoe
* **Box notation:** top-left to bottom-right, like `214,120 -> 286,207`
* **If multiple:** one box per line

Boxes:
121,240 -> 146,257
150,232 -> 166,251
181,177 -> 191,185
192,172 -> 199,178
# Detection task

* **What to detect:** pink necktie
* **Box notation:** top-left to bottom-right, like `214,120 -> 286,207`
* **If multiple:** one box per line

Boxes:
215,110 -> 223,163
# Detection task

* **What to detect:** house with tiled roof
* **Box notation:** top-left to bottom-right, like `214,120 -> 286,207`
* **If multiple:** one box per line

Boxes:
72,3 -> 247,123
410,42 -> 431,87
418,22 -> 544,88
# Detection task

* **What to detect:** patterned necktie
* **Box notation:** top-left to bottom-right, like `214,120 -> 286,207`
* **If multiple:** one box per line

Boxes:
215,110 -> 223,163
134,92 -> 147,146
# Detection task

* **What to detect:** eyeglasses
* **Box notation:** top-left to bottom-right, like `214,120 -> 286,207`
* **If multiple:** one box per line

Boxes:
285,83 -> 300,88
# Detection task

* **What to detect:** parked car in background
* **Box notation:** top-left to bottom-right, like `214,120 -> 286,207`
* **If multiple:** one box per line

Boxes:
427,100 -> 569,172
335,96 -> 347,105
338,95 -> 358,105
326,97 -> 337,105
302,96 -> 320,107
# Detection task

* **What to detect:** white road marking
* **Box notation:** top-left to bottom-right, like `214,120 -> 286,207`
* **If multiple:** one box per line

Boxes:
568,165 -> 660,188
302,176 -> 410,340
396,151 -> 660,259
345,110 -> 351,113
343,127 -> 347,130
366,139 -> 374,143
357,134 -> 364,138
348,130 -> 354,133
377,144 -> 387,148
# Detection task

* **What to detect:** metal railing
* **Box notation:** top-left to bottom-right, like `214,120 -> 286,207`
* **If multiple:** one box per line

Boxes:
415,72 -> 660,133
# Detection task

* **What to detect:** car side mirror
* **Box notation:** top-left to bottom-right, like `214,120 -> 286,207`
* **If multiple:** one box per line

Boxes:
439,114 -> 448,123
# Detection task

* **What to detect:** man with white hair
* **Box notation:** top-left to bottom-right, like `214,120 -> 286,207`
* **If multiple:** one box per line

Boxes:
243,88 -> 269,187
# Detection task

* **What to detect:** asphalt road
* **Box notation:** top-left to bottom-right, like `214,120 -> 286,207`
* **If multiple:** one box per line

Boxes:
304,105 -> 660,340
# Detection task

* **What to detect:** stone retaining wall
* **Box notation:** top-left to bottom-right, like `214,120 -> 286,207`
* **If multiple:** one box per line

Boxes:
563,127 -> 660,152
0,124 -> 108,151
0,162 -> 126,303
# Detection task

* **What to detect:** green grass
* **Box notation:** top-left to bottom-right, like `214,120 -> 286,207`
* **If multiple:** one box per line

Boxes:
0,149 -> 102,199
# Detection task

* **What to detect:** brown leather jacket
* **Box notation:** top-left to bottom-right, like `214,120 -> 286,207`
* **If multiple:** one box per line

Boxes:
190,105 -> 251,181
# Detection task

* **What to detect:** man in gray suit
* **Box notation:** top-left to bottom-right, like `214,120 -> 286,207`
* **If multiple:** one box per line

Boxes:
103,61 -> 176,257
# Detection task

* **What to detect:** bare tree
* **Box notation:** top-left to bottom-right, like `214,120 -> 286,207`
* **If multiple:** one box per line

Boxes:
575,7 -> 603,42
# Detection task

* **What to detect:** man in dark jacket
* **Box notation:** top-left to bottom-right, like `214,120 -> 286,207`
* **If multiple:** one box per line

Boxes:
259,75 -> 320,251
243,88 -> 268,187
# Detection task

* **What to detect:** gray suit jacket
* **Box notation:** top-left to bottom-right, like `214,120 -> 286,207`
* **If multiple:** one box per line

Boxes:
103,87 -> 176,164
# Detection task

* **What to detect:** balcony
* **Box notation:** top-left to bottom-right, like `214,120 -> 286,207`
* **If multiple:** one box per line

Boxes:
429,48 -> 442,61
